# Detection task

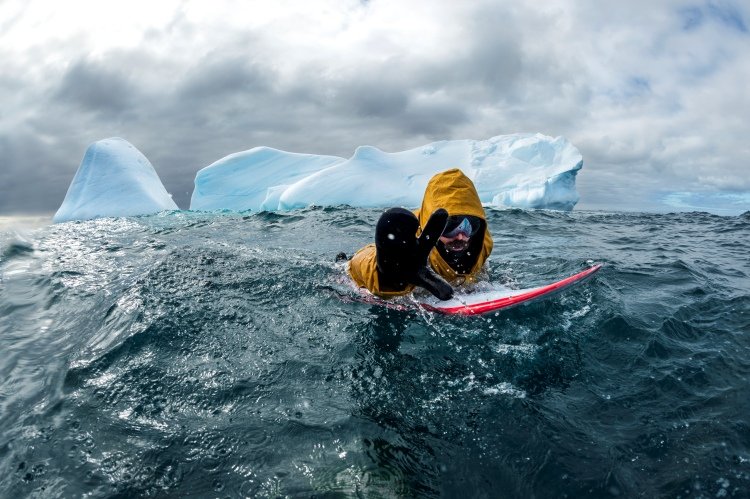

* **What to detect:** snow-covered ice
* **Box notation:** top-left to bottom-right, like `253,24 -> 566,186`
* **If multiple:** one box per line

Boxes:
190,133 -> 582,212
53,138 -> 178,223
190,148 -> 344,212
54,133 -> 583,222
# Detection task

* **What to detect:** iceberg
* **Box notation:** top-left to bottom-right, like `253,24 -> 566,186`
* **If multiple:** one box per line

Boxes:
53,133 -> 583,221
53,138 -> 178,223
190,133 -> 582,212
190,148 -> 345,212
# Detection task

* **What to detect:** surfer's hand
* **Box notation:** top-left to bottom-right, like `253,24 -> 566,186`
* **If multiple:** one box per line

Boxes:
374,207 -> 454,300
412,209 -> 453,300
416,208 -> 448,261
413,265 -> 454,300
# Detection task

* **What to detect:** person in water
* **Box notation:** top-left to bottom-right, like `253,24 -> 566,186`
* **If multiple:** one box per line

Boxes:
348,168 -> 493,300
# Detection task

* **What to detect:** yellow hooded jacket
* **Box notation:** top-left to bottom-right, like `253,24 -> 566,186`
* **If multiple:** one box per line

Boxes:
348,168 -> 493,297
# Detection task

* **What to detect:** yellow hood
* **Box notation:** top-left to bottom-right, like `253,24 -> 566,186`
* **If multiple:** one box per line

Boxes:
348,168 -> 493,297
415,169 -> 493,280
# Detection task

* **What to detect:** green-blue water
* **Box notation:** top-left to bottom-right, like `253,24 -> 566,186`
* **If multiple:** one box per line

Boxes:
1,209 -> 749,498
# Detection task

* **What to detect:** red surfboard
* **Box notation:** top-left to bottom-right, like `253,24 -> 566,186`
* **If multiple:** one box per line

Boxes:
341,264 -> 602,316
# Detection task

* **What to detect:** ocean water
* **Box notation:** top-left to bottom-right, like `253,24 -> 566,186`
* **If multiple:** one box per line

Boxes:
1,208 -> 748,498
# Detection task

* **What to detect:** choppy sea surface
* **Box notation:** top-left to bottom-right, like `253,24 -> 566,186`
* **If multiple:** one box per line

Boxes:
1,208 -> 749,498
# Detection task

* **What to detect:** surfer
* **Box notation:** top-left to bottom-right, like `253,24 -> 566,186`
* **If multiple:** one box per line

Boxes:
347,169 -> 493,300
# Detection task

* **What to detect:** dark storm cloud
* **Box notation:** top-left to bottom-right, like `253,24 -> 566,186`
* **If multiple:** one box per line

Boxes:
0,132 -> 77,214
321,72 -> 468,135
9,48 -> 289,212
382,3 -> 527,107
55,59 -> 139,114
400,101 -> 469,136
335,78 -> 410,118
445,3 -> 524,94
178,56 -> 273,101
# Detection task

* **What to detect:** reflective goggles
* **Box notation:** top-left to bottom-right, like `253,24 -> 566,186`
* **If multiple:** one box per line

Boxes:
441,216 -> 481,239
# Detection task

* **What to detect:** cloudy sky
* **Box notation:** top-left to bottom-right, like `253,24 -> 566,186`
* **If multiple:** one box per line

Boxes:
1,0 -> 748,215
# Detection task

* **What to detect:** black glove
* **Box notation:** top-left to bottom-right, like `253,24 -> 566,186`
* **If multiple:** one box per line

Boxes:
374,207 -> 454,300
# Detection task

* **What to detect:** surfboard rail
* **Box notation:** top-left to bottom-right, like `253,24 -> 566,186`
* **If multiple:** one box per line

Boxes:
420,264 -> 602,315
